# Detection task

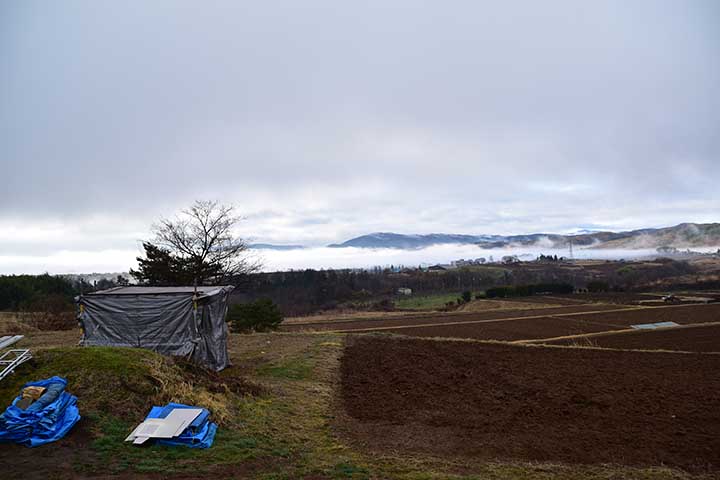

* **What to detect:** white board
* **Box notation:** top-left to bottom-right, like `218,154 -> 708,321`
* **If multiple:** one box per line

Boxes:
631,321 -> 680,330
0,335 -> 24,350
125,408 -> 203,444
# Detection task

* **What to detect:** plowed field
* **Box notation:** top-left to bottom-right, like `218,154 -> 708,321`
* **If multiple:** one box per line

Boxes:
340,335 -> 720,471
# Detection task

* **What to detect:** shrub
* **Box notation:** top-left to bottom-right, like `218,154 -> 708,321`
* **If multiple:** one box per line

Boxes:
23,294 -> 76,331
462,291 -> 472,303
616,266 -> 635,276
229,298 -> 284,333
587,280 -> 609,293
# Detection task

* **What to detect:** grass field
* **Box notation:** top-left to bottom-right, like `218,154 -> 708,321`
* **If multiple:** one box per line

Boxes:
394,292 -> 467,310
3,330 -> 715,478
395,294 -> 562,312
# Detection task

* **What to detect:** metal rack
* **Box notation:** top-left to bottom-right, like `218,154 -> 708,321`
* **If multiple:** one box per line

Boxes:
0,349 -> 32,382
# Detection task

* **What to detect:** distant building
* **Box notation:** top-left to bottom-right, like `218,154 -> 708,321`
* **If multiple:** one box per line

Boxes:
397,287 -> 412,295
450,258 -> 488,267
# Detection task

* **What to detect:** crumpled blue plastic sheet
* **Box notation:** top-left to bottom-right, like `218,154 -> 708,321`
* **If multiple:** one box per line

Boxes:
0,376 -> 80,447
141,402 -> 217,448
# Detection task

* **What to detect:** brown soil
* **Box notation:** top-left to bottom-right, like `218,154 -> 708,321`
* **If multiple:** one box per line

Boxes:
504,295 -> 591,305
379,304 -> 720,341
282,304 -> 625,332
508,293 -> 666,305
284,309 -> 436,325
340,335 -> 720,472
563,303 -> 720,327
547,324 -> 720,352
285,304 -> 720,345
0,416 -> 94,478
376,316 -> 627,341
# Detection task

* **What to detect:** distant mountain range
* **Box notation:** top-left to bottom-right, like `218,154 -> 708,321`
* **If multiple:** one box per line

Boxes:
327,233 -> 495,249
325,223 -> 720,250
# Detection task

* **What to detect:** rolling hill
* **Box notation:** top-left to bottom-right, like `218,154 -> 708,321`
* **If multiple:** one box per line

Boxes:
327,223 -> 720,250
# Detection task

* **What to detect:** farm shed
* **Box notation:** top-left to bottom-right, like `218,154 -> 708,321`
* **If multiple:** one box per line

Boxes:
76,286 -> 234,371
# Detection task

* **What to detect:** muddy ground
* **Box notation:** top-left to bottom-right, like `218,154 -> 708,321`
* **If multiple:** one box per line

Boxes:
340,335 -> 720,472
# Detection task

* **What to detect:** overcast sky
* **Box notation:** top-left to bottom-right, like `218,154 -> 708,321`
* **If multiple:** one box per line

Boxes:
1,1 -> 718,273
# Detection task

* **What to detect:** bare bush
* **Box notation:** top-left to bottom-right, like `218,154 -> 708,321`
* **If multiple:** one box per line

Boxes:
23,294 -> 76,331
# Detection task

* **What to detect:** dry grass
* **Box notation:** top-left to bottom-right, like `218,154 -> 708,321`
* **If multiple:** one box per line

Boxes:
458,299 -> 562,312
144,356 -> 237,425
0,310 -> 76,334
0,312 -> 39,335
565,336 -> 601,348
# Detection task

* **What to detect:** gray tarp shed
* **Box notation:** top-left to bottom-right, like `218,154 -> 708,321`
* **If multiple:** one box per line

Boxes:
76,286 -> 234,371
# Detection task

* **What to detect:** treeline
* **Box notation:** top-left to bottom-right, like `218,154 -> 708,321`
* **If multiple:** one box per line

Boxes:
0,273 -> 129,311
232,266 -> 539,315
0,274 -> 77,311
1,257 -> 699,318
233,259 -> 699,315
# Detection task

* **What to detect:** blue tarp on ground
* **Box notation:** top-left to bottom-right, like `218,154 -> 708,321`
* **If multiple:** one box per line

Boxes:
142,402 -> 217,448
0,376 -> 80,447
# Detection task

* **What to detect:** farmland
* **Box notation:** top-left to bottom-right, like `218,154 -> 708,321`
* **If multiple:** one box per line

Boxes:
1,292 -> 719,478
282,303 -> 629,332
340,335 -> 720,471
285,300 -> 720,352
546,323 -> 720,352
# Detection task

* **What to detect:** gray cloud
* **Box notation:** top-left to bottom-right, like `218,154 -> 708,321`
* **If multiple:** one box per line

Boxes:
1,0 -> 718,272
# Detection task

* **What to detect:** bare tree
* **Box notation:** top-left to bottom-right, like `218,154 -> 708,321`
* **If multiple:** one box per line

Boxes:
150,200 -> 260,284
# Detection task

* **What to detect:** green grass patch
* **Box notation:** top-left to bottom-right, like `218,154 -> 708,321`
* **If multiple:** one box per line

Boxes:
80,408 -> 289,474
396,293 -> 464,310
256,358 -> 313,380
0,347 -> 160,418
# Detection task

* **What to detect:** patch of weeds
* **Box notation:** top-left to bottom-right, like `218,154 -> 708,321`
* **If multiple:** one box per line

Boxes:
88,413 -> 198,473
256,358 -> 313,380
135,456 -> 175,473
0,347 -> 157,410
395,293 -> 462,311
271,446 -> 292,458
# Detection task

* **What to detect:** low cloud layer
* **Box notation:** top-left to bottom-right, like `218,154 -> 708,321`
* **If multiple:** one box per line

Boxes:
1,1 -> 718,273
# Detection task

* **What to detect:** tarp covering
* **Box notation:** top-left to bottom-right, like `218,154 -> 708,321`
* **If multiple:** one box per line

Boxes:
0,376 -> 80,447
142,402 -> 217,448
77,286 -> 233,371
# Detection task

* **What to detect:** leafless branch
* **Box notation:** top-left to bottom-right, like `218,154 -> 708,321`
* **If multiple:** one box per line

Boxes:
150,200 -> 261,283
